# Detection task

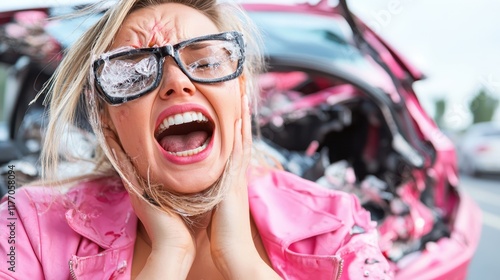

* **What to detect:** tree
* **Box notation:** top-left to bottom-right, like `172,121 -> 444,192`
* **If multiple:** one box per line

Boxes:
433,98 -> 446,127
469,88 -> 499,124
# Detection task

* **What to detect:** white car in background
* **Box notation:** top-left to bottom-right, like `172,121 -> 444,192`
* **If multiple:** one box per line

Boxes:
459,122 -> 500,176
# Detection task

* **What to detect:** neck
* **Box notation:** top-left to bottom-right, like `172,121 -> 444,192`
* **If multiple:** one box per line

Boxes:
136,211 -> 213,248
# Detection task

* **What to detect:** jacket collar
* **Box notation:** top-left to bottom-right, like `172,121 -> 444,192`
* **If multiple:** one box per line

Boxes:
248,169 -> 345,247
60,170 -> 345,253
63,177 -> 137,249
247,169 -> 347,279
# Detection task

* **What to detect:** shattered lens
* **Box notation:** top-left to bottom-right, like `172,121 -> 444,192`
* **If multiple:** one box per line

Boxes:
179,40 -> 242,81
95,53 -> 158,99
93,31 -> 245,105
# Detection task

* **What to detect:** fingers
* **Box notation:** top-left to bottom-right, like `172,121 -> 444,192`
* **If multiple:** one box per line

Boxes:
210,94 -> 252,228
232,95 -> 252,170
241,95 -> 252,160
207,94 -> 260,275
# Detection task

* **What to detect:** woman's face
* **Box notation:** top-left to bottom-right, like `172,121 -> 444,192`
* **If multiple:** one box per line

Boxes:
105,3 -> 243,193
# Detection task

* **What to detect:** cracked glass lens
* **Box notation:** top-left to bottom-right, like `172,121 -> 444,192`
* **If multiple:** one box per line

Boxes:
95,39 -> 242,98
97,54 -> 157,98
180,40 -> 241,80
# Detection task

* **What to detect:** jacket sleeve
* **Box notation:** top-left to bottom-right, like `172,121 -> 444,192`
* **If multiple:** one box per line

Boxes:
0,187 -> 44,279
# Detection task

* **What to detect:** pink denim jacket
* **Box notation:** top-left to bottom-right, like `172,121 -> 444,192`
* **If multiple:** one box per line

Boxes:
0,169 -> 391,279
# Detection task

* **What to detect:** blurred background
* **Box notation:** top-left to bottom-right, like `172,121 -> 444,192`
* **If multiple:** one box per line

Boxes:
349,0 -> 500,279
0,0 -> 499,278
350,0 -> 500,131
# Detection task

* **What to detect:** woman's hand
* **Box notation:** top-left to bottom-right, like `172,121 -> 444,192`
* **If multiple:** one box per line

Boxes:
208,95 -> 280,279
104,127 -> 196,279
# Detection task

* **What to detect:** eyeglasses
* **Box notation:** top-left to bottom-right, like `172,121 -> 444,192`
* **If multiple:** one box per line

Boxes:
93,31 -> 245,105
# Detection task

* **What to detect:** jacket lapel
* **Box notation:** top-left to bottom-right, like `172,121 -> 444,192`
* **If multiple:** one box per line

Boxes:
64,177 -> 137,249
248,169 -> 349,279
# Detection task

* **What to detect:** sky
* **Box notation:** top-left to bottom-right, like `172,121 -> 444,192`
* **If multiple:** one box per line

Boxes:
349,0 -> 500,130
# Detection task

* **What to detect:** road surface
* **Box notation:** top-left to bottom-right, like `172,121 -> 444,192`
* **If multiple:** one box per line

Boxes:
461,173 -> 500,280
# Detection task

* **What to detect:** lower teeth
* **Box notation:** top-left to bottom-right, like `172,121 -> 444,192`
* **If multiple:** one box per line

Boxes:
167,139 -> 209,157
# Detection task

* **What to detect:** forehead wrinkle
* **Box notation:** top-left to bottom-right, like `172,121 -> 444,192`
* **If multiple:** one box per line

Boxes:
112,3 -> 219,50
125,19 -> 172,48
115,9 -> 170,48
128,15 -> 187,48
152,13 -> 188,46
145,12 -> 177,47
114,21 -> 149,49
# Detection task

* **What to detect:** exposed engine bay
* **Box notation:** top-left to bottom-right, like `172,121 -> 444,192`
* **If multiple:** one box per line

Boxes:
256,68 -> 455,266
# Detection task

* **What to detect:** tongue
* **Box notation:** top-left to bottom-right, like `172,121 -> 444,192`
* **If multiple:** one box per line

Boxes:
159,131 -> 209,153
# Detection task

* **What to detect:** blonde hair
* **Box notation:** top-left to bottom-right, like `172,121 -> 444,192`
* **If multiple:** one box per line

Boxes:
36,0 -> 265,218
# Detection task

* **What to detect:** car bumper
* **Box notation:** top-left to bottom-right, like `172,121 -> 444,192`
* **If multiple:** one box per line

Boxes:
395,189 -> 482,280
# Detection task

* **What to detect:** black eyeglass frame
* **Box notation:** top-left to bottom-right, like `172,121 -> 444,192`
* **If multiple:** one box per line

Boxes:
93,31 -> 245,105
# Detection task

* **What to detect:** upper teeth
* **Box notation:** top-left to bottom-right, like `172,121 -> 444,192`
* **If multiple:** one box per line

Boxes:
157,111 -> 208,135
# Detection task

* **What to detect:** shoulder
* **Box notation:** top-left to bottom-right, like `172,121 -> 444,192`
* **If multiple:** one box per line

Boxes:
0,176 -> 127,245
248,167 -> 374,235
248,167 -> 365,211
0,183 -> 67,278
0,176 -> 129,278
1,176 -> 125,217
248,168 -> 393,279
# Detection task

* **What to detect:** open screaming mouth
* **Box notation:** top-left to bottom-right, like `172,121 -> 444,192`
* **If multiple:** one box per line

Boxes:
155,111 -> 214,157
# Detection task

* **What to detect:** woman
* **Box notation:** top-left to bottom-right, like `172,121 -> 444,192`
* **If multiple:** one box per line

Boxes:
0,0 -> 392,279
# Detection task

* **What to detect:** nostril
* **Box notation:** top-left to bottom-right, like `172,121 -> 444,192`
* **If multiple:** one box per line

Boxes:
166,89 -> 174,96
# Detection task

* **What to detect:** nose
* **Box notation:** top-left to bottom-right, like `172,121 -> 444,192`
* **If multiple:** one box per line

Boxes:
158,57 -> 196,98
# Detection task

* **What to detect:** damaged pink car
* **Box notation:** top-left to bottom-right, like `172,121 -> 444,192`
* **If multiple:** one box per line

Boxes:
245,1 -> 481,279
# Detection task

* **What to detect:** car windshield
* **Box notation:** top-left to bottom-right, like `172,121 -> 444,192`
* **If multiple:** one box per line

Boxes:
248,11 -> 398,96
249,12 -> 360,61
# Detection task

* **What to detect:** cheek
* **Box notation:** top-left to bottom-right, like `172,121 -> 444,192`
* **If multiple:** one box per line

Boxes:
223,86 -> 242,125
109,107 -> 130,133
220,85 -> 242,148
114,107 -> 130,122
108,107 -> 145,155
